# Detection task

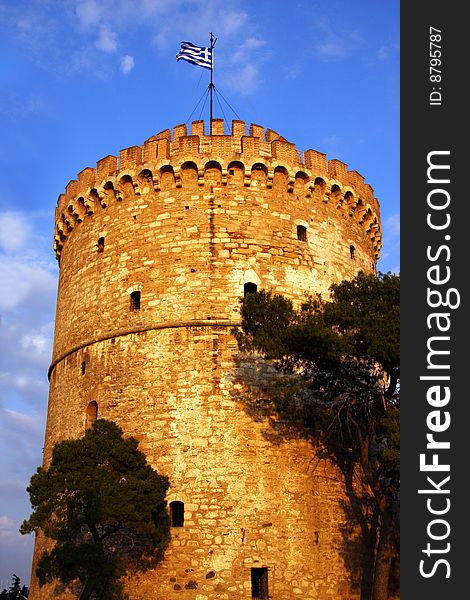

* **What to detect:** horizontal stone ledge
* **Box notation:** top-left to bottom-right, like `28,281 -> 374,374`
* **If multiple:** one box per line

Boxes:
48,319 -> 241,380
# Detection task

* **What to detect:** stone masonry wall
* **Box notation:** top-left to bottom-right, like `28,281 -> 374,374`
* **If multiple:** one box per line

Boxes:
30,120 -> 381,599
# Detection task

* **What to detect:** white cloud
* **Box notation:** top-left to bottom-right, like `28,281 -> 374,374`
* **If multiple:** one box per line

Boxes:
385,213 -> 400,237
95,24 -> 118,53
75,0 -> 104,28
221,37 -> 268,95
0,515 -> 14,533
20,331 -> 51,357
313,15 -> 364,60
0,260 -> 56,312
0,505 -> 34,588
120,54 -> 135,74
0,213 -> 30,253
2,409 -> 44,437
0,0 -> 262,83
217,9 -> 248,37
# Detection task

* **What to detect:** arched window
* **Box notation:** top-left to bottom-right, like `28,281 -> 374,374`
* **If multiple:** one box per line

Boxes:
350,245 -> 356,259
181,161 -> 198,188
297,225 -> 307,242
160,165 -> 175,191
244,282 -> 258,295
85,401 -> 98,430
130,290 -> 141,311
170,501 -> 184,527
97,237 -> 105,252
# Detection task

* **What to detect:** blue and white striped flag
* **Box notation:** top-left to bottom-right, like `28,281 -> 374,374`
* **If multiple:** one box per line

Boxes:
176,41 -> 213,70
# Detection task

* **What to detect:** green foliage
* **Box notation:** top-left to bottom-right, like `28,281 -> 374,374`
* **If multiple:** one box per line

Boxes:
234,271 -> 400,600
325,271 -> 400,375
21,420 -> 170,599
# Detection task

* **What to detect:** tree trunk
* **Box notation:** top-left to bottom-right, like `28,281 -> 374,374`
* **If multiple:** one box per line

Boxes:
80,581 -> 95,600
371,509 -> 392,600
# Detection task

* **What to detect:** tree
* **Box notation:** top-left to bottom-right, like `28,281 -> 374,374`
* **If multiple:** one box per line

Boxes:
233,271 -> 400,600
0,575 -> 29,598
21,420 -> 170,600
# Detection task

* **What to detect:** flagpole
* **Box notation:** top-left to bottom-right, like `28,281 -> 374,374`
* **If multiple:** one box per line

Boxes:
209,32 -> 216,135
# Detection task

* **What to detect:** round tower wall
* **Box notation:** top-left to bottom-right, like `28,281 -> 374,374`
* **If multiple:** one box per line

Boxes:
32,120 -> 381,600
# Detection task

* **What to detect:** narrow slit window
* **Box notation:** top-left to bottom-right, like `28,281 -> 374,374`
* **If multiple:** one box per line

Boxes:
244,282 -> 257,296
97,237 -> 105,252
251,567 -> 269,600
350,244 -> 356,259
170,501 -> 184,527
130,291 -> 141,311
297,224 -> 307,242
85,401 -> 98,430
81,361 -> 86,376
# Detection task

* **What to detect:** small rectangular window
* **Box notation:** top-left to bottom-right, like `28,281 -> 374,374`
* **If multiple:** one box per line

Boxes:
130,291 -> 141,311
170,501 -> 184,527
251,567 -> 268,599
297,225 -> 307,242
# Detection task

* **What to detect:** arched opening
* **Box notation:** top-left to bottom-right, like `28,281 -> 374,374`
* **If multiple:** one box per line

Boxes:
130,290 -> 141,311
273,166 -> 288,191
170,501 -> 184,527
244,282 -> 258,295
227,161 -> 244,184
85,401 -> 98,430
331,184 -> 343,207
204,161 -> 222,187
294,171 -> 309,196
314,177 -> 326,202
344,190 -> 354,211
350,244 -> 356,259
138,169 -> 154,193
97,237 -> 105,252
160,165 -> 175,191
119,175 -> 135,201
297,225 -> 307,242
251,163 -> 268,187
181,161 -> 198,188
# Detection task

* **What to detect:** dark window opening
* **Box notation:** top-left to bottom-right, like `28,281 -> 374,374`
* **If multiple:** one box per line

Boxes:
85,401 -> 98,430
170,501 -> 184,527
130,291 -> 141,311
251,567 -> 269,600
244,282 -> 258,296
350,245 -> 356,259
229,169 -> 235,175
97,237 -> 105,252
304,414 -> 314,428
297,225 -> 307,242
81,361 -> 86,376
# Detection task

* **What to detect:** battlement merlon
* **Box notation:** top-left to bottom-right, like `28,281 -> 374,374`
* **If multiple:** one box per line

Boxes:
58,119 -> 378,206
55,119 -> 381,258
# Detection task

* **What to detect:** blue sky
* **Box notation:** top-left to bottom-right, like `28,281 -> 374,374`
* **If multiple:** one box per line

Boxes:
0,0 -> 399,587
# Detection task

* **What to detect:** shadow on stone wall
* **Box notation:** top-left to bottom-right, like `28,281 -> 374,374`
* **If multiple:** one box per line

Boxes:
34,514 -> 170,599
229,352 -> 377,599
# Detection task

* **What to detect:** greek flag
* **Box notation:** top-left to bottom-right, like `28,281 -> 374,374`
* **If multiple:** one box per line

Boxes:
176,41 -> 213,70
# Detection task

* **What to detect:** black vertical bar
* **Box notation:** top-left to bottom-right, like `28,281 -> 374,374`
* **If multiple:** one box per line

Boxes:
401,2 -> 467,599
209,32 -> 214,135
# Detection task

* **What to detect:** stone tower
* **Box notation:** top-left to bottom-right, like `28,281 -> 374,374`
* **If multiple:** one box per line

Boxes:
31,119 -> 381,599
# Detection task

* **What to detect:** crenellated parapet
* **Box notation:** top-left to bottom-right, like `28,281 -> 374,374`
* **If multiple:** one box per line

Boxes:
54,119 -> 381,259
